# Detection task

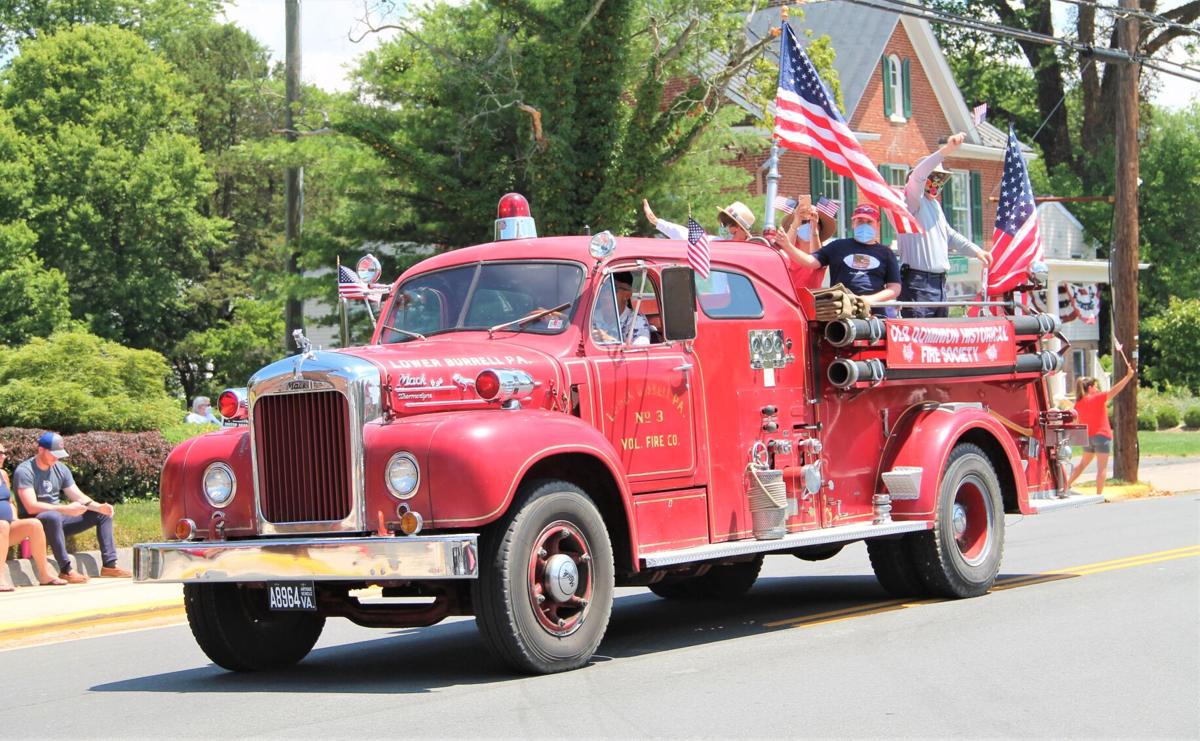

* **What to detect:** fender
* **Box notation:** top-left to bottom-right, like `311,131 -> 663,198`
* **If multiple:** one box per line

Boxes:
159,428 -> 255,540
419,410 -> 638,560
881,405 -> 1027,518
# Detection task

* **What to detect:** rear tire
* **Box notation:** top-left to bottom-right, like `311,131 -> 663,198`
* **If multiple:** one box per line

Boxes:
472,479 -> 615,674
867,537 -> 926,598
184,583 -> 325,672
909,443 -> 1005,598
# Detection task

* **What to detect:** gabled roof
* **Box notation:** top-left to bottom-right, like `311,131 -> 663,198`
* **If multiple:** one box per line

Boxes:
749,3 -> 898,119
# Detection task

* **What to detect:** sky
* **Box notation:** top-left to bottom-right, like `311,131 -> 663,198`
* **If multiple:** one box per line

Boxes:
221,0 -> 1197,107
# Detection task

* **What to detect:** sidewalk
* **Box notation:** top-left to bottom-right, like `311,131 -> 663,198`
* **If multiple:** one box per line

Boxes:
3,456 -> 1198,646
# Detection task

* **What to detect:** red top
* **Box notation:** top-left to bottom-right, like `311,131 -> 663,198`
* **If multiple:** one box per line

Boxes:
1073,391 -> 1112,438
781,256 -> 827,295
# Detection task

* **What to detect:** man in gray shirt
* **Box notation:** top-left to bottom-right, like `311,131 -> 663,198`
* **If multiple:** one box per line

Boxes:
13,432 -> 131,582
897,132 -> 993,317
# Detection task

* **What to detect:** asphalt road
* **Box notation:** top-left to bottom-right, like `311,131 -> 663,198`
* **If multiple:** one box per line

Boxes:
3,494 -> 1197,739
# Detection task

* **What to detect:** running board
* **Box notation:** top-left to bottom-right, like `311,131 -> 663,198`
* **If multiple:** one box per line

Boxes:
640,520 -> 932,569
1028,493 -> 1105,513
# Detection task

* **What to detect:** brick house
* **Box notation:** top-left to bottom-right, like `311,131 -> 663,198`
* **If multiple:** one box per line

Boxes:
732,2 -> 1018,298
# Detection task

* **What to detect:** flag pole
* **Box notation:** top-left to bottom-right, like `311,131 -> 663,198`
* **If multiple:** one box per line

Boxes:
763,142 -> 781,235
763,7 -> 788,237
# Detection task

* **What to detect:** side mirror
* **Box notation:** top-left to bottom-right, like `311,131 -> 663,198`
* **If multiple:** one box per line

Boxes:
660,267 -> 697,341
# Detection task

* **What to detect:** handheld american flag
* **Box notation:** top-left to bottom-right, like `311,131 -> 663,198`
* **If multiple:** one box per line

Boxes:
773,23 -> 920,234
987,128 -> 1042,296
686,217 -> 711,279
815,197 -> 840,221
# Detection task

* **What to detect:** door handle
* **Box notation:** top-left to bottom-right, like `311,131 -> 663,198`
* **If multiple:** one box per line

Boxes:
673,363 -> 693,372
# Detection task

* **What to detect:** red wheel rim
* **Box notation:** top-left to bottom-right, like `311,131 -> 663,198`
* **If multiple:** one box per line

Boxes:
952,475 -> 993,566
526,520 -> 593,636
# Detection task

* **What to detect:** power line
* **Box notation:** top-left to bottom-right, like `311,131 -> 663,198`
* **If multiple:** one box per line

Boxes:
835,0 -> 1200,83
1052,0 -> 1200,35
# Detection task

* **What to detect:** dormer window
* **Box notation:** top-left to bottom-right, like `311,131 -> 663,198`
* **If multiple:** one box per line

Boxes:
882,55 -> 911,123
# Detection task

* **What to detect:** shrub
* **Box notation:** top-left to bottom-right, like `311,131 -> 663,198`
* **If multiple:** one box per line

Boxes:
1137,409 -> 1159,431
1185,406 -> 1200,430
1156,405 -> 1181,430
159,422 -> 220,446
0,426 -> 172,503
0,331 -> 179,433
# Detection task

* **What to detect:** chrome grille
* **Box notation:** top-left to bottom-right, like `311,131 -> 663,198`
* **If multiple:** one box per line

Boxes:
254,391 -> 353,524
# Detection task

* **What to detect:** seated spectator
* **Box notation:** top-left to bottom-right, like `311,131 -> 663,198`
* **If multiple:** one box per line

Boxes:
185,396 -> 219,425
13,432 -> 132,583
1,444 -> 66,590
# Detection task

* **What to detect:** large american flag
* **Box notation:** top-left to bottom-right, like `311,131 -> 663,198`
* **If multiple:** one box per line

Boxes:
987,127 -> 1042,295
773,23 -> 920,234
686,217 -> 711,279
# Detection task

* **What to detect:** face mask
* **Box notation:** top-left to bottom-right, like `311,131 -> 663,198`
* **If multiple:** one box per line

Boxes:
718,225 -> 731,240
853,224 -> 876,243
795,223 -> 812,242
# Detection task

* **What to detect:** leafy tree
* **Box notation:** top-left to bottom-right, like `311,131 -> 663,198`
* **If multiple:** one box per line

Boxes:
0,0 -> 222,57
1145,297 -> 1200,393
175,297 -> 285,397
2,25 -> 227,352
0,108 -> 71,345
0,331 -> 180,433
336,0 -> 805,245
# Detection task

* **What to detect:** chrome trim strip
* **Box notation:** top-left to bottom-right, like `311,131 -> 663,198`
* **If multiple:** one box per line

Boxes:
133,535 -> 479,583
641,521 -> 931,568
1028,494 -> 1104,513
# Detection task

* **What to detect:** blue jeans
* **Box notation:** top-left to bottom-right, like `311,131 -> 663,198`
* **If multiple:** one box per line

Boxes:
36,509 -> 118,573
901,268 -> 949,318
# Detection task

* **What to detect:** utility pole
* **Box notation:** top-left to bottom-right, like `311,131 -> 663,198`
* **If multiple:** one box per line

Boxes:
1111,0 -> 1140,483
283,0 -> 305,351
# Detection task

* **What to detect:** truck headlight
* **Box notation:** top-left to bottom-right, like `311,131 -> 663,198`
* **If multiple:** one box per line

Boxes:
386,453 -> 420,499
202,463 -> 236,508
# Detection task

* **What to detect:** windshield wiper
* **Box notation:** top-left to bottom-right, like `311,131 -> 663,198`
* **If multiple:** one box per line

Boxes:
488,302 -> 572,338
378,324 -> 427,342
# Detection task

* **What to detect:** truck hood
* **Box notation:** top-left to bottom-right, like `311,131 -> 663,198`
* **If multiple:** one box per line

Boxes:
339,336 -> 566,415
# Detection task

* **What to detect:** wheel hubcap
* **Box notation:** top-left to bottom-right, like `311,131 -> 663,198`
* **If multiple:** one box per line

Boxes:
952,475 -> 993,566
527,521 -> 593,636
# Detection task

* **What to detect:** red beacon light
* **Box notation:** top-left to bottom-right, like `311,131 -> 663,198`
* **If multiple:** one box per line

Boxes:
495,192 -> 537,241
217,388 -> 249,421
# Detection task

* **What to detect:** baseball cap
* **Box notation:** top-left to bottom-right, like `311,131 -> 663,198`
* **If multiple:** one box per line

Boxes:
37,431 -> 69,459
851,204 -> 880,222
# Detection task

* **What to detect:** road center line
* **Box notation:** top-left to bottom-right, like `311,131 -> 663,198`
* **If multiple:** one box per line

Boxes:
765,545 -> 1199,630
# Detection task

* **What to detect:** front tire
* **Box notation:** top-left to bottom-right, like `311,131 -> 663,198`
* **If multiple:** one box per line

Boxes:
184,583 -> 325,672
472,479 -> 615,674
909,443 -> 1005,598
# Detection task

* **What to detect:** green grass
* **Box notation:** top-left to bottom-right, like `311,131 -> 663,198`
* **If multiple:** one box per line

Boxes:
1138,430 -> 1200,457
66,498 -> 163,551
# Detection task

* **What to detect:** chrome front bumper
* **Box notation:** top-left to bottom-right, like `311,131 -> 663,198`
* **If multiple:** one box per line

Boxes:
133,535 -> 479,584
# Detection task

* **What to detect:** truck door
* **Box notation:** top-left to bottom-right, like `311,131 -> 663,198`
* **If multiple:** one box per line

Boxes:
587,268 -> 699,491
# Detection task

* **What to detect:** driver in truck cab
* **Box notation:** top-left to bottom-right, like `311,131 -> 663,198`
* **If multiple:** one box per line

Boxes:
591,271 -> 651,346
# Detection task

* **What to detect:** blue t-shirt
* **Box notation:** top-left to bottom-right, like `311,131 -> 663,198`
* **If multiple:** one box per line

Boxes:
815,238 -> 901,314
0,475 -> 12,522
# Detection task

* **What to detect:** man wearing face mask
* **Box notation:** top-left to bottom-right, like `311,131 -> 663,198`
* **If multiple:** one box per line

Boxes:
643,199 -> 755,242
897,132 -> 993,318
771,197 -> 836,293
775,204 -> 900,316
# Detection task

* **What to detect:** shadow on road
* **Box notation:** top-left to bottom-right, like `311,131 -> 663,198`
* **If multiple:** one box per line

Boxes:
89,572 -> 1051,694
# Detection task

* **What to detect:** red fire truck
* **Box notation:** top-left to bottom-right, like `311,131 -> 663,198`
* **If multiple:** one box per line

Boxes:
135,202 -> 1088,675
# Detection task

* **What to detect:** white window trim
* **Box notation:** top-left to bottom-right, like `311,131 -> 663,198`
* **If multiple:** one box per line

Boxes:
887,54 -> 906,123
947,169 -> 972,242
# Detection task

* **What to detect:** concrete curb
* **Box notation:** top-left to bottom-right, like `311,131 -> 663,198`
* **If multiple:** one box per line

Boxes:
4,547 -> 134,587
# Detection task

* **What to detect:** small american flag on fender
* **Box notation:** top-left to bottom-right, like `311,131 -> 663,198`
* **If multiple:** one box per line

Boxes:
686,217 -> 711,279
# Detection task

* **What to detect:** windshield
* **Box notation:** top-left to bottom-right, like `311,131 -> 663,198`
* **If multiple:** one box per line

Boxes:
380,261 -> 585,343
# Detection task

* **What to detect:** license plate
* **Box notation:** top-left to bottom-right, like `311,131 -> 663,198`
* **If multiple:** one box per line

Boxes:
267,582 -> 316,611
